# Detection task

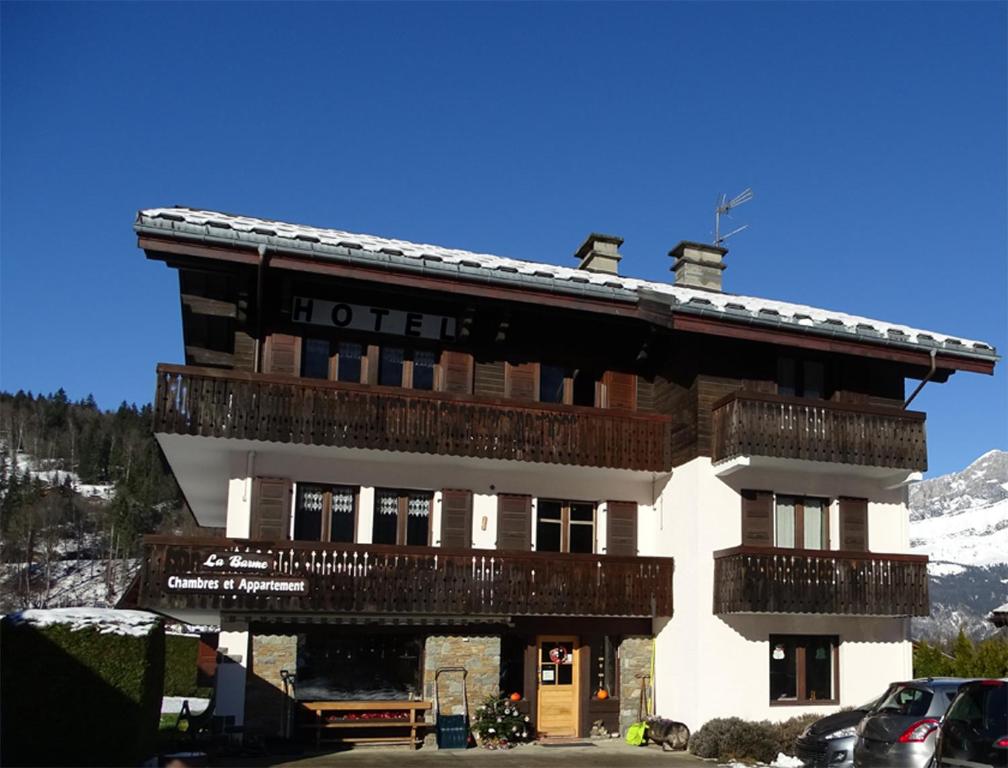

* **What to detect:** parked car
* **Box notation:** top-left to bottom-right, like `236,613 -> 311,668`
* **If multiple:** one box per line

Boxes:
795,688 -> 893,767
933,679 -> 1008,768
853,677 -> 970,768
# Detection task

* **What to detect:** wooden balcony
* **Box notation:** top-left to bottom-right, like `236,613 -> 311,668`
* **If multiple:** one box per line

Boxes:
713,545 -> 929,617
154,364 -> 672,472
138,536 -> 674,618
711,392 -> 927,471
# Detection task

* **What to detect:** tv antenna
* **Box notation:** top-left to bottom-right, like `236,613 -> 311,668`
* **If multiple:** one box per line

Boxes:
714,187 -> 753,247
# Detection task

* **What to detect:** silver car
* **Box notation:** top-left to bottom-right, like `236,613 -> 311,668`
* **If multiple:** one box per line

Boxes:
853,677 -> 971,768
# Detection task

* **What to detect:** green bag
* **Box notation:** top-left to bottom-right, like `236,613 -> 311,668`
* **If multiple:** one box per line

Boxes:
625,722 -> 647,746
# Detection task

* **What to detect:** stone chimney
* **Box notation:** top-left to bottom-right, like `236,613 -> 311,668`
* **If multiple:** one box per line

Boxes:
574,233 -> 623,275
669,241 -> 728,292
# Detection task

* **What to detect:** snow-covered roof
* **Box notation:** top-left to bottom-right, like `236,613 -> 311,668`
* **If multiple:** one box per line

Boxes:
6,608 -> 161,637
135,207 -> 998,363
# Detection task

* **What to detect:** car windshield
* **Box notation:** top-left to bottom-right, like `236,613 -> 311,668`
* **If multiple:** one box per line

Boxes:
861,686 -> 896,713
877,685 -> 934,717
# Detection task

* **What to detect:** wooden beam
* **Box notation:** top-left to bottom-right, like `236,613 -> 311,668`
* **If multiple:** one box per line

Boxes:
671,314 -> 995,375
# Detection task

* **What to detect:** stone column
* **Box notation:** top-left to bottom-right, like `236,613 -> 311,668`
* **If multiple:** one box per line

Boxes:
618,636 -> 652,735
245,633 -> 298,737
422,635 -> 501,746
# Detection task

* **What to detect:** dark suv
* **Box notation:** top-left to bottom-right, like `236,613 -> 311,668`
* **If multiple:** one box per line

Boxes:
933,679 -> 1008,768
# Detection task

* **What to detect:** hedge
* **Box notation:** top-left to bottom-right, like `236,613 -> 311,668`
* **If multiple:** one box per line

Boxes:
689,713 -> 820,764
0,610 -> 165,766
164,633 -> 212,698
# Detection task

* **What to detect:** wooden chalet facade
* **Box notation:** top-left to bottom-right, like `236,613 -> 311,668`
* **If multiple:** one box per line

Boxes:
134,207 -> 996,742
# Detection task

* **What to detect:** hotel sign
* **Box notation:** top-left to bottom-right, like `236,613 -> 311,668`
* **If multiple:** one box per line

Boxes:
291,296 -> 457,341
164,551 -> 307,597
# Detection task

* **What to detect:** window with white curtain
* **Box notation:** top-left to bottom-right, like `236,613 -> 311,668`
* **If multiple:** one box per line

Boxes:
775,496 -> 829,550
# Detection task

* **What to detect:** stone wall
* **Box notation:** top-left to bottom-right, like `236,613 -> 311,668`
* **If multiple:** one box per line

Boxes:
422,635 -> 500,745
245,633 -> 298,737
618,636 -> 652,735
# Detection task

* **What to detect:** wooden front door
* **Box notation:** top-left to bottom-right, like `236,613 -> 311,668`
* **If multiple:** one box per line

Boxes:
536,635 -> 580,737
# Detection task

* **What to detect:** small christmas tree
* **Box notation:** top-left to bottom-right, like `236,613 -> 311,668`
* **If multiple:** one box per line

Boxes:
471,695 -> 534,749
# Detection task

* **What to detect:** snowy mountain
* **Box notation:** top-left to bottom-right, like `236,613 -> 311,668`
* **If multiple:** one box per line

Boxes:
909,450 -> 1008,641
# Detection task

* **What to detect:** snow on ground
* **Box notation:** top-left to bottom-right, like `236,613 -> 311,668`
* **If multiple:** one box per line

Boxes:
718,756 -> 803,768
0,557 -> 138,608
8,607 -> 160,636
910,497 -> 1008,568
161,696 -> 210,715
5,450 -> 115,500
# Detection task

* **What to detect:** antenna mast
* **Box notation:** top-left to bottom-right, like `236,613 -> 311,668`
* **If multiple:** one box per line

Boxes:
714,187 -> 753,246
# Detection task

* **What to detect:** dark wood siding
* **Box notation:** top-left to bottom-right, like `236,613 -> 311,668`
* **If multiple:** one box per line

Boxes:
251,477 -> 292,540
440,350 -> 474,395
741,489 -> 773,546
506,362 -> 537,402
263,334 -> 299,376
636,377 -> 655,412
605,371 -> 637,410
233,330 -> 256,372
839,497 -> 869,551
440,489 -> 473,549
474,359 -> 507,398
606,501 -> 637,556
497,494 -> 532,551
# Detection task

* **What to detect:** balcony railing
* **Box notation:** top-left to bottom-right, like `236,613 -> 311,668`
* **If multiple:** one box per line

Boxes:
711,392 -> 927,471
138,536 -> 674,618
154,364 -> 672,472
713,545 -> 929,617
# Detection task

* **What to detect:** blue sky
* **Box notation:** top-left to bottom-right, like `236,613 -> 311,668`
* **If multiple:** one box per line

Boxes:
1,2 -> 1005,476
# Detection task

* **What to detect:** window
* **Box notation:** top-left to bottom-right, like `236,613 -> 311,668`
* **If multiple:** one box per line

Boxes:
293,484 -> 357,542
298,630 -> 422,700
539,364 -> 567,404
336,341 -> 363,383
571,368 -> 600,406
301,338 -> 331,380
379,346 -> 405,387
373,489 -> 432,546
585,634 -> 619,698
876,684 -> 934,717
778,357 -> 826,399
411,349 -> 435,391
769,635 -> 837,704
535,499 -> 596,553
775,496 -> 829,550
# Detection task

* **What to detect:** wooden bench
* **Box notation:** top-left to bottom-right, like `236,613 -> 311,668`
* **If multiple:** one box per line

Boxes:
299,700 -> 432,750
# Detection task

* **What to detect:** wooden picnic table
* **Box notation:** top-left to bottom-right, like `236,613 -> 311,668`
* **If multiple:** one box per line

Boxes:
299,700 -> 432,750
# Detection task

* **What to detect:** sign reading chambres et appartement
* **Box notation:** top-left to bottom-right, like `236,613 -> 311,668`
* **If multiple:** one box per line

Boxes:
291,296 -> 457,341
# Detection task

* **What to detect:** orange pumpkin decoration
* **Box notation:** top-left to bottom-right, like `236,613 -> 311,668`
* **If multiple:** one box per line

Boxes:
596,689 -> 609,700
509,692 -> 521,702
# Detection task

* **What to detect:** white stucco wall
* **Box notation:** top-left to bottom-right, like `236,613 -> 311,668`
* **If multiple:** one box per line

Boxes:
650,457 -> 913,729
225,477 -> 251,538
217,623 -> 251,727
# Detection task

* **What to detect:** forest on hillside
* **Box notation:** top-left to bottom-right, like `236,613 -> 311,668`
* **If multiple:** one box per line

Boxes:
0,389 -> 185,608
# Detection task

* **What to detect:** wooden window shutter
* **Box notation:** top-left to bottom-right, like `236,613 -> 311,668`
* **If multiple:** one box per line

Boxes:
440,350 -> 474,395
839,497 -> 868,551
474,360 -> 507,398
263,333 -> 299,375
505,362 -> 537,402
740,489 -> 773,546
440,489 -> 473,549
250,477 -> 292,540
606,500 -> 637,556
604,371 -> 637,410
496,494 -> 532,551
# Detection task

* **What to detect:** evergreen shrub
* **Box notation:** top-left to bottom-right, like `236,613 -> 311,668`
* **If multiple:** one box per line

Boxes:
0,611 -> 165,766
689,714 -> 820,763
163,633 -> 211,698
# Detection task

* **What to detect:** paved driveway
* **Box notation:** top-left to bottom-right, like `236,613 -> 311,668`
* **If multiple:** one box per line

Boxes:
217,741 -> 707,767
